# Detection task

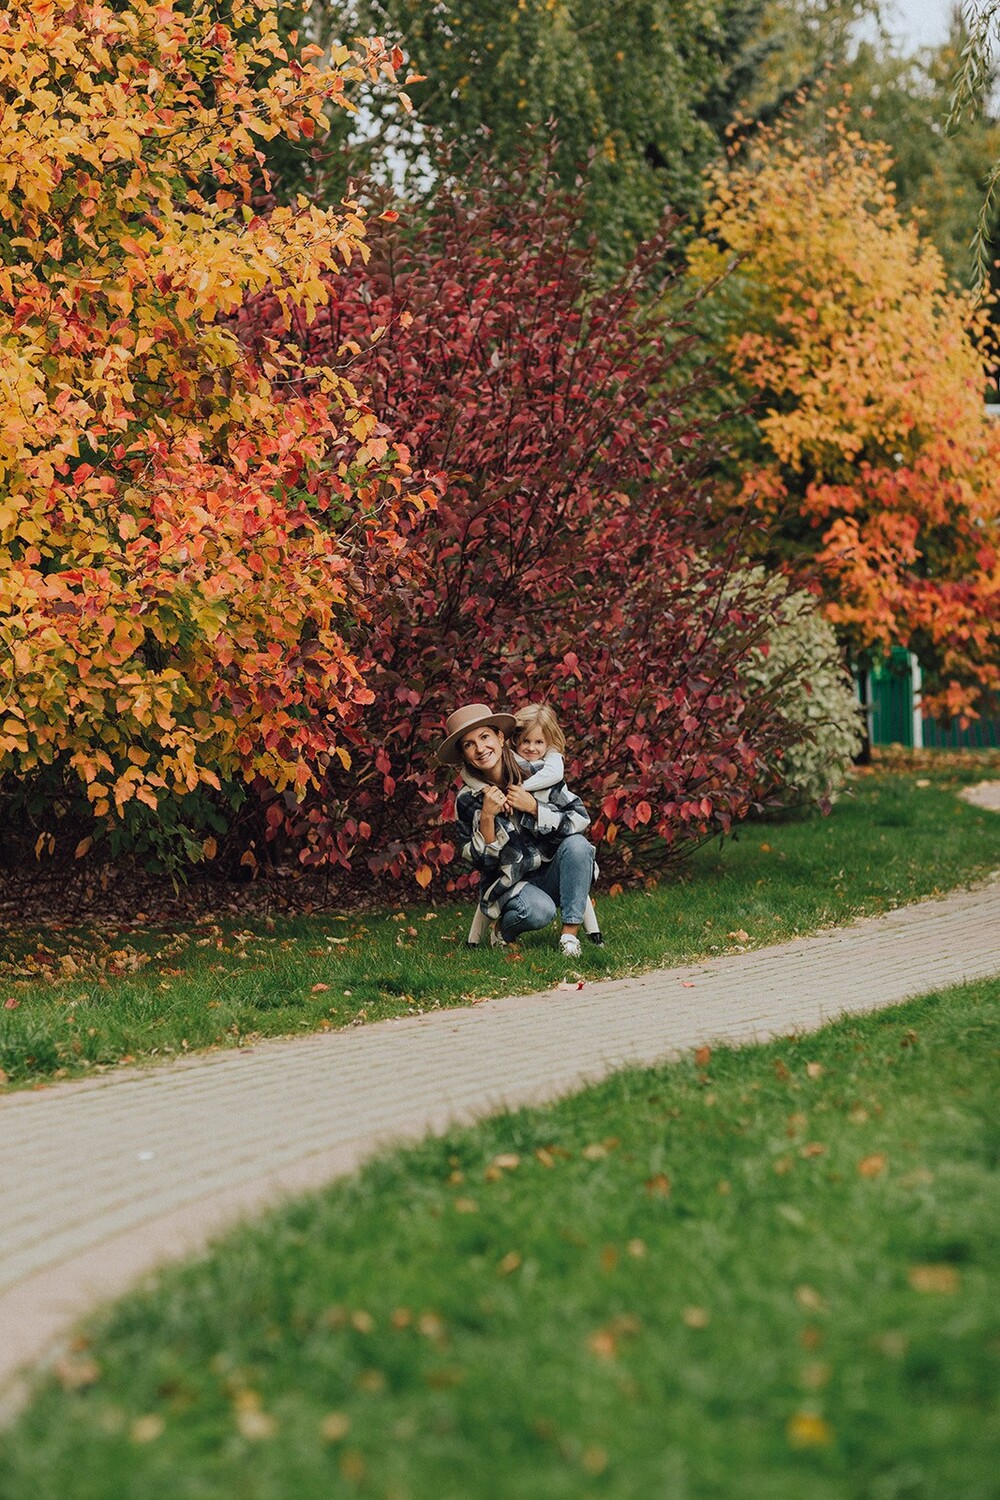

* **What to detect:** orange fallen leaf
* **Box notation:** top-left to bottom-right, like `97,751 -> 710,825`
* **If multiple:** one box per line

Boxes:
800,1142 -> 826,1158
644,1173 -> 671,1196
310,983 -> 330,994
414,864 -> 432,889
587,1328 -> 618,1360
498,1250 -> 522,1276
694,1045 -> 711,1067
857,1153 -> 887,1178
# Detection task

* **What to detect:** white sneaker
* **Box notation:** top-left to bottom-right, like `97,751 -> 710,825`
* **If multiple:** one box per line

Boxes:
558,932 -> 582,958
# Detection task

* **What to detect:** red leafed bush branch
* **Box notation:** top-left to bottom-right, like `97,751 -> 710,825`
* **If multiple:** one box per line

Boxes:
237,170 -> 808,891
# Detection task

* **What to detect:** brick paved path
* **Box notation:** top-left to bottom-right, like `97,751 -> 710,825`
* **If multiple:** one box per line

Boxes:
2,880 -> 999,1411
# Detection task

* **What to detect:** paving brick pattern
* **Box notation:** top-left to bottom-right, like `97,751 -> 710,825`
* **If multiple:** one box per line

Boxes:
2,881 -> 999,1410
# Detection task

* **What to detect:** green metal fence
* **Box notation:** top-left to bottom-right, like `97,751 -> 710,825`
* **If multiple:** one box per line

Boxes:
859,651 -> 1000,749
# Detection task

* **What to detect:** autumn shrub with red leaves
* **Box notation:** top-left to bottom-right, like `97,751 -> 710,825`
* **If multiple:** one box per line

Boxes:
237,174 -> 810,893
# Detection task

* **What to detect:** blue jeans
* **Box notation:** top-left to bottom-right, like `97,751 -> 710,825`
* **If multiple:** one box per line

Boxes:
498,835 -> 596,942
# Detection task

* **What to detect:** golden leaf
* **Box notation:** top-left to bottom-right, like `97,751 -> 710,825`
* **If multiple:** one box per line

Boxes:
787,1412 -> 834,1448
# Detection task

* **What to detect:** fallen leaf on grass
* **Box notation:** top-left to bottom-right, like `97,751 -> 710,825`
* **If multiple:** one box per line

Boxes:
417,1312 -> 446,1341
4,997 -> 19,1009
644,1173 -> 671,1196
130,1414 -> 165,1444
237,1406 -> 277,1439
787,1412 -> 834,1448
310,983 -> 330,994
319,1412 -> 350,1442
582,1142 -> 608,1161
586,1316 -> 640,1368
800,1361 -> 832,1390
339,1451 -> 366,1482
55,1355 -> 100,1390
799,1142 -> 826,1158
682,1306 -> 710,1328
858,1153 -> 887,1178
794,1285 -> 826,1312
727,929 -> 750,942
908,1264 -> 960,1295
805,1062 -> 824,1079
588,1328 -> 618,1360
694,1045 -> 711,1068
498,1251 -> 522,1276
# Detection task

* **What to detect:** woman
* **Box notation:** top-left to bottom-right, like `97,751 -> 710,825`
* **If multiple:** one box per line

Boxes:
436,703 -> 596,957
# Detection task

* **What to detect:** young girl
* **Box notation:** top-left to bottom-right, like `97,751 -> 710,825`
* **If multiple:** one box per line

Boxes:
512,703 -> 566,804
464,702 -> 603,948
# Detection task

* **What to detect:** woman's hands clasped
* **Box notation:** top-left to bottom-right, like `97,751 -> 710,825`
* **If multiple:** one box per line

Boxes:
480,783 -> 538,843
504,785 -> 538,817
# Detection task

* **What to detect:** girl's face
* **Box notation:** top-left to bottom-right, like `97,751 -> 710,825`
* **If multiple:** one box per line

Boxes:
516,724 -> 549,762
461,726 -> 505,782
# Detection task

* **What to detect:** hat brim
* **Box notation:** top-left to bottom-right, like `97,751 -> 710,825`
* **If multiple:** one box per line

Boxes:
436,711 -> 518,766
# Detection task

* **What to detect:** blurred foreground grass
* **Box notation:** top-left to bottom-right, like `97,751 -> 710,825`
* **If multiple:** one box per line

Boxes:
2,975 -> 997,1498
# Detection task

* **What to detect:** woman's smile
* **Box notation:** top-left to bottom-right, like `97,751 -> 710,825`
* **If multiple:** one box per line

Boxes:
461,727 -> 504,779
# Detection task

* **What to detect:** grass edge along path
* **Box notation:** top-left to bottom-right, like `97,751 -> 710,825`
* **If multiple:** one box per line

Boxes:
1,976 -> 997,1499
2,764 -> 999,1090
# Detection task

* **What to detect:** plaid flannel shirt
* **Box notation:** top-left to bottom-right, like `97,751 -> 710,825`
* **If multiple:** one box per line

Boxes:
455,764 -> 592,920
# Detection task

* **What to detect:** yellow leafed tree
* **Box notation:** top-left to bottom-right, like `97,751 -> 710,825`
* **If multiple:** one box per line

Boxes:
689,107 -> 1000,720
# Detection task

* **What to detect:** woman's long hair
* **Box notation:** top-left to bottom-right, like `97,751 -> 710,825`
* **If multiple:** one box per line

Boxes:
498,740 -> 523,790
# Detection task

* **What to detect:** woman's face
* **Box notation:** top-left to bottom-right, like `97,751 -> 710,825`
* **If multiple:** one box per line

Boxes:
461,726 -> 505,783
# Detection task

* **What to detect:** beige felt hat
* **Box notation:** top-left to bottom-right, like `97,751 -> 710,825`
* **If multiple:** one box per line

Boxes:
436,703 -> 518,766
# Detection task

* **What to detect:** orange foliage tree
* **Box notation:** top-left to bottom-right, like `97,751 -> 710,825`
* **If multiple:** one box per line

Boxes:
0,0 -> 430,865
689,108 -> 1000,720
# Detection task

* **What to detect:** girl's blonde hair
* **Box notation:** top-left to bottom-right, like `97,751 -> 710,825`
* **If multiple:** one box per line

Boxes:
514,702 -> 565,753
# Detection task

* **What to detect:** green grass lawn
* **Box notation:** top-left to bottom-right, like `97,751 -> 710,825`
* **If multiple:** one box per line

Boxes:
2,976 -> 997,1499
1,761 -> 998,1088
